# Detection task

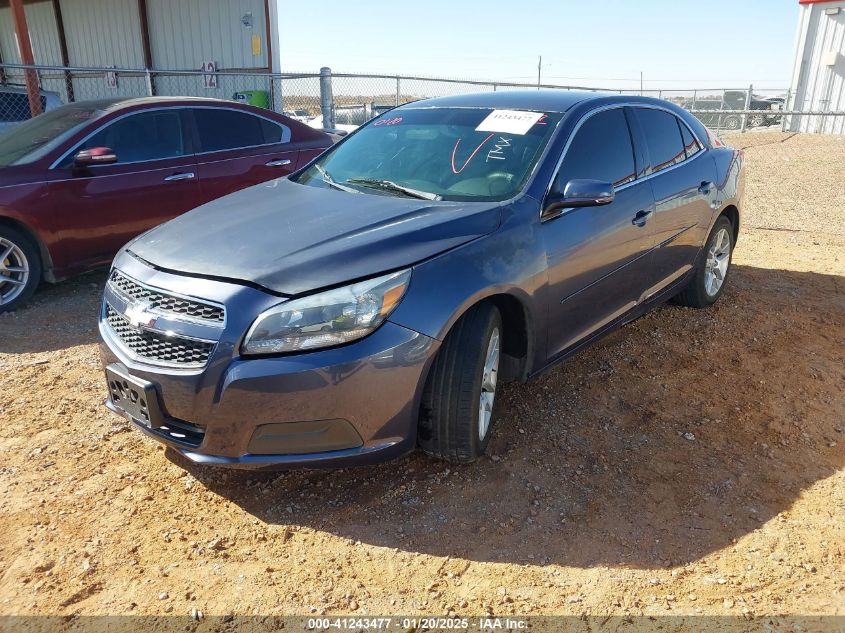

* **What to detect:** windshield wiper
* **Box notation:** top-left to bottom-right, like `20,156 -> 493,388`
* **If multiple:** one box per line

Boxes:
314,163 -> 360,194
346,178 -> 442,201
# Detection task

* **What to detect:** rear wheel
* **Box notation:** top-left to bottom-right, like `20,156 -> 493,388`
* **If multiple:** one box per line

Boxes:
0,226 -> 41,313
674,216 -> 734,308
418,303 -> 502,463
722,115 -> 741,131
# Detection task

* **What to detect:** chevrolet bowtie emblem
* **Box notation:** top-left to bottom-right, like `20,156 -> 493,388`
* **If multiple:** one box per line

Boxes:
124,301 -> 157,329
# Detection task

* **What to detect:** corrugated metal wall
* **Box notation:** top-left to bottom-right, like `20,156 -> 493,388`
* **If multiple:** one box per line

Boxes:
145,0 -> 270,100
146,0 -> 267,71
0,0 -> 270,103
789,1 -> 845,133
0,1 -> 63,66
59,0 -> 145,67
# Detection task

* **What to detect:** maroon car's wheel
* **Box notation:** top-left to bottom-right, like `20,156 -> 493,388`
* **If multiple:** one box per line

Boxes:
0,226 -> 41,313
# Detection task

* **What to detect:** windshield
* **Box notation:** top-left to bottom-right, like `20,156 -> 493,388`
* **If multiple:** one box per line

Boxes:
294,107 -> 563,202
0,103 -> 104,166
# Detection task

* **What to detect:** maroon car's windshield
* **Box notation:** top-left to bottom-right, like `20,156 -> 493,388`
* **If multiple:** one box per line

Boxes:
0,103 -> 104,167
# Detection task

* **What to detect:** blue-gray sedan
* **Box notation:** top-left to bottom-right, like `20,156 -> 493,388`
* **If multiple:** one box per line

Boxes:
99,90 -> 744,469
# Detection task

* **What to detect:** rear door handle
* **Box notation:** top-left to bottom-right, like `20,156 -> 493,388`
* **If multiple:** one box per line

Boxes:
164,172 -> 195,182
698,181 -> 714,195
265,159 -> 292,167
632,209 -> 653,227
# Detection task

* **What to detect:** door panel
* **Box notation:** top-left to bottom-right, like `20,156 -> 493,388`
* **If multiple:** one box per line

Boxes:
541,107 -> 656,361
189,107 -> 299,205
543,182 -> 656,358
46,158 -> 200,267
194,147 -> 300,205
45,109 -> 199,268
629,108 -> 719,298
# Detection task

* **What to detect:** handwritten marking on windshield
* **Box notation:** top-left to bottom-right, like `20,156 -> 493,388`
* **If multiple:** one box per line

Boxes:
451,133 -> 495,174
486,136 -> 512,162
373,116 -> 403,126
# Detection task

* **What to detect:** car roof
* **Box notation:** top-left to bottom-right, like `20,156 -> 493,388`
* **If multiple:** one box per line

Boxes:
397,90 -> 607,113
93,96 -> 246,112
397,90 -> 687,114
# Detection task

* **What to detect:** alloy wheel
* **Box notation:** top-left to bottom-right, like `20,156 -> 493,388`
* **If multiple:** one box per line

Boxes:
0,238 -> 30,307
704,228 -> 731,297
478,327 -> 500,441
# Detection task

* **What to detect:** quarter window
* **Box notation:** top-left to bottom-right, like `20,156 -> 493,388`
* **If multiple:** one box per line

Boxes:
679,119 -> 702,159
556,108 -> 637,188
635,108 -> 686,172
193,108 -> 289,152
71,109 -> 186,165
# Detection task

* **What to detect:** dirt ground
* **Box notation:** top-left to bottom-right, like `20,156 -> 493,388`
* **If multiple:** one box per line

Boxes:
0,132 -> 843,625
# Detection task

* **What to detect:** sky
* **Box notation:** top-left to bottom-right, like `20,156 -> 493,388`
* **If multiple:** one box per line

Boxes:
278,0 -> 801,91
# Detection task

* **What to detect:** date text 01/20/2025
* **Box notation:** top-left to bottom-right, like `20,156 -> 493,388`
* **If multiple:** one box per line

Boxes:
306,617 -> 528,630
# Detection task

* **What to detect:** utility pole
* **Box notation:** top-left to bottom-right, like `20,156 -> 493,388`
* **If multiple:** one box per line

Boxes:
537,55 -> 541,89
9,0 -> 42,118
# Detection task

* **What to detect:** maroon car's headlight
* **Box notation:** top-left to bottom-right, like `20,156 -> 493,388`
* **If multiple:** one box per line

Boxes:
241,270 -> 411,355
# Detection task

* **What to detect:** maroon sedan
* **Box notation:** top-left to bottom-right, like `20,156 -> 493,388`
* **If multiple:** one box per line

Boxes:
0,97 -> 332,312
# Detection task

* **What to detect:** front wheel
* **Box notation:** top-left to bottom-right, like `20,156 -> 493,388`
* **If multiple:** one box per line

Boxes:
0,227 -> 41,313
674,216 -> 734,308
418,303 -> 502,463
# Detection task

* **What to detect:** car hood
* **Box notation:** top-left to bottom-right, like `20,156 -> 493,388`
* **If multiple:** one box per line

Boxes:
128,178 -> 502,296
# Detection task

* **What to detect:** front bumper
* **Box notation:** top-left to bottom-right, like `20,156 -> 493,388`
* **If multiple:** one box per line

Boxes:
98,256 -> 438,469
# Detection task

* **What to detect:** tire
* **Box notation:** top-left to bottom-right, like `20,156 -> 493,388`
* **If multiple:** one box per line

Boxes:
0,226 -> 41,313
418,303 -> 502,463
749,113 -> 765,128
723,115 -> 741,131
674,216 -> 734,308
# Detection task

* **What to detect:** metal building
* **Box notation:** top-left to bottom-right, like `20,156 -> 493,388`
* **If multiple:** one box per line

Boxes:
788,0 -> 845,133
0,0 -> 283,104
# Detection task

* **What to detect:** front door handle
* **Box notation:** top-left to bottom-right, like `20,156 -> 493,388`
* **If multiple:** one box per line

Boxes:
698,181 -> 714,195
632,209 -> 653,227
265,159 -> 292,167
164,172 -> 195,182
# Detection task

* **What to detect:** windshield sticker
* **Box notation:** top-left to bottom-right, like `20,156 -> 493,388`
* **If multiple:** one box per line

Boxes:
451,133 -> 494,174
373,116 -> 403,127
486,136 -> 512,162
476,110 -> 544,135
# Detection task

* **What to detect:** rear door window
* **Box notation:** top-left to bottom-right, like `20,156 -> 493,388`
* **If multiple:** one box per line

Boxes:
635,108 -> 686,172
193,108 -> 289,152
557,108 -> 636,188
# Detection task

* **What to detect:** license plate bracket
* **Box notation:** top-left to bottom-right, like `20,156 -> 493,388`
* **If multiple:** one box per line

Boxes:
105,363 -> 165,429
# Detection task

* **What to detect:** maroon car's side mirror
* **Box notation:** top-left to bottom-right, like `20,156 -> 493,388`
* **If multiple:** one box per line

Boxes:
74,147 -> 118,167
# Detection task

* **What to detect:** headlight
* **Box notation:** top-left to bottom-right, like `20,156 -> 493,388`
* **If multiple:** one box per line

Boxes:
241,269 -> 411,355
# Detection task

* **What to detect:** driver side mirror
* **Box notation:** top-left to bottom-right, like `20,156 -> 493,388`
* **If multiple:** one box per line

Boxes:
73,147 -> 118,168
543,178 -> 615,217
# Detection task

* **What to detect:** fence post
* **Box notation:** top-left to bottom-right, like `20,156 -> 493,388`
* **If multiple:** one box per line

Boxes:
144,69 -> 154,97
781,89 -> 791,133
319,66 -> 334,129
395,77 -> 400,106
741,84 -> 753,133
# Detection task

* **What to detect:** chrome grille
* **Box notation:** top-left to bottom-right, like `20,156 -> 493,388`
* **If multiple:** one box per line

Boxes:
105,305 -> 214,367
109,270 -> 224,323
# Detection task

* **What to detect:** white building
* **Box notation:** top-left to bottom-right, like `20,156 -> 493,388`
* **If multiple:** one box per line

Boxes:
788,0 -> 845,133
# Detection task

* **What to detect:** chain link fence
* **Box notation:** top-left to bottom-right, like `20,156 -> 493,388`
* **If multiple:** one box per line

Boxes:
2,63 -> 845,135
